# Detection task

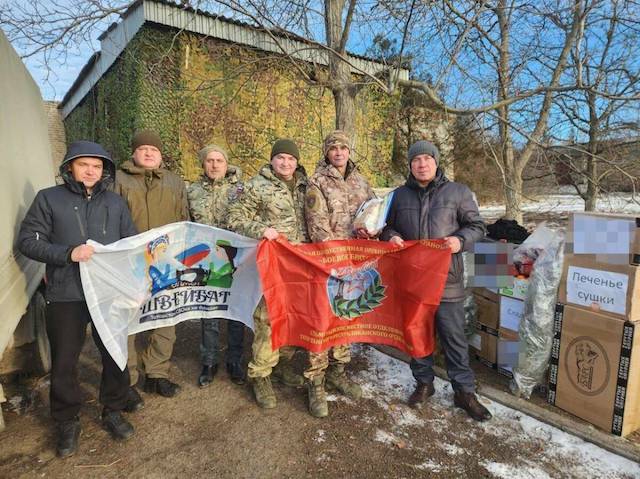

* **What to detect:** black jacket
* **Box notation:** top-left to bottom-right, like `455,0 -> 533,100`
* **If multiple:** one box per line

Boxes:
381,170 -> 486,301
18,141 -> 138,302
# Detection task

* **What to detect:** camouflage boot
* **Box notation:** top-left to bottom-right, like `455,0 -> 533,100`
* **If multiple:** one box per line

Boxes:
306,376 -> 328,418
272,361 -> 304,388
326,364 -> 362,400
252,376 -> 276,409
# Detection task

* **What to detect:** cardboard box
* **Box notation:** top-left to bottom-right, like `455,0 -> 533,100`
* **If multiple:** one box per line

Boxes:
499,276 -> 530,300
473,287 -> 499,303
559,254 -> 640,322
499,296 -> 524,339
469,325 -> 498,367
548,304 -> 640,436
498,338 -> 519,377
567,212 -> 640,265
473,291 -> 500,330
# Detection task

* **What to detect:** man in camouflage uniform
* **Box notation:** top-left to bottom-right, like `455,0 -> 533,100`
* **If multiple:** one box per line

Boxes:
304,130 -> 375,418
187,144 -> 246,388
227,139 -> 309,409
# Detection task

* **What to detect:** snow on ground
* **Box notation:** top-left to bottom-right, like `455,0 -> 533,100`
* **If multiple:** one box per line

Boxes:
354,346 -> 640,479
481,193 -> 640,220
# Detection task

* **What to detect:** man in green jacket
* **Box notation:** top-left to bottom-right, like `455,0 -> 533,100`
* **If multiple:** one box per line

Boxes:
226,139 -> 308,409
114,130 -> 190,408
187,144 -> 246,387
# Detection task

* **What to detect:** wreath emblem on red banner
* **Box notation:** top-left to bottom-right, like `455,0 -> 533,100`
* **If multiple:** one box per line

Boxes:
327,267 -> 386,320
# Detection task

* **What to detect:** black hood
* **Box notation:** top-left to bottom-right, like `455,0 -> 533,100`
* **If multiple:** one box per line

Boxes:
60,141 -> 115,193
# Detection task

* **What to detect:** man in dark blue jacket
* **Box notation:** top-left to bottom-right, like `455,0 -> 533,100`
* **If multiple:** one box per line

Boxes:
381,140 -> 492,422
18,141 -> 138,457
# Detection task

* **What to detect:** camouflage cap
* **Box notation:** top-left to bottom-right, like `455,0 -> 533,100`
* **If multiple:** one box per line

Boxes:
322,130 -> 351,158
198,144 -> 229,165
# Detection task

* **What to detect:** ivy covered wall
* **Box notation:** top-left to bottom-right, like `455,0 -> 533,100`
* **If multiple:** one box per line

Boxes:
64,24 -> 437,185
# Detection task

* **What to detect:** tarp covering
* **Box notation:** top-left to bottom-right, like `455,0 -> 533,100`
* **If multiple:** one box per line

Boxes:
0,30 -> 55,360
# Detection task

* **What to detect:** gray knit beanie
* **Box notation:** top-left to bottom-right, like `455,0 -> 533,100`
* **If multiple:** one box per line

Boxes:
408,140 -> 439,166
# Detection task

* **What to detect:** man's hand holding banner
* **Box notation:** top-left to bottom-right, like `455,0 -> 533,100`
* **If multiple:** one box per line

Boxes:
257,237 -> 452,358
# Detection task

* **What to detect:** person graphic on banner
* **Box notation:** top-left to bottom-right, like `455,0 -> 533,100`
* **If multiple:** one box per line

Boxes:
18,141 -> 138,458
227,138 -> 309,410
206,239 -> 237,289
381,140 -> 492,422
187,144 -> 246,387
114,130 -> 190,407
302,130 -> 375,418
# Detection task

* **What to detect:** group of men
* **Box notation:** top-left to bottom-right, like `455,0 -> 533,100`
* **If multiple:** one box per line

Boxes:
17,128 -> 491,459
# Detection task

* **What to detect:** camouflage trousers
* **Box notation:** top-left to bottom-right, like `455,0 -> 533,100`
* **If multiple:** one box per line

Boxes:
247,298 -> 296,379
304,345 -> 351,380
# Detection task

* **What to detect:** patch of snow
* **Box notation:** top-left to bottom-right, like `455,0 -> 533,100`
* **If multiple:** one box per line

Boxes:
480,193 -> 640,223
314,429 -> 326,443
441,443 -> 464,456
374,429 -> 398,446
483,461 -> 552,479
7,396 -> 23,414
414,459 -> 443,472
359,347 -> 640,479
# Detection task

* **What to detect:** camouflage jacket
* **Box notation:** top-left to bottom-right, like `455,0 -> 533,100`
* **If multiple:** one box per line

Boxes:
227,164 -> 309,243
186,166 -> 243,229
305,159 -> 375,242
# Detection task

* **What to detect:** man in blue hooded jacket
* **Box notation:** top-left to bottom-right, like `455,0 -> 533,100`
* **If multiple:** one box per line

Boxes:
18,141 -> 138,457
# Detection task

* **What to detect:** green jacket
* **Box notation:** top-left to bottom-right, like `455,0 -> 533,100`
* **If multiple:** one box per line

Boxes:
187,166 -> 242,230
227,164 -> 309,243
114,160 -> 190,232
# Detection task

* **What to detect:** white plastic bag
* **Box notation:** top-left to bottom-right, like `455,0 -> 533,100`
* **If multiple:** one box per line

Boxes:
352,191 -> 395,236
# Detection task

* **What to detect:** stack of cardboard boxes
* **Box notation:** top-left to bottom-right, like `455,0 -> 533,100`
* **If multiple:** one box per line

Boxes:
470,276 -> 529,378
548,212 -> 640,436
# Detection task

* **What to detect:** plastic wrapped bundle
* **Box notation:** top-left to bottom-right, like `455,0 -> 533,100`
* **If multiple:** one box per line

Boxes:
510,229 -> 565,399
352,191 -> 394,236
462,251 -> 477,337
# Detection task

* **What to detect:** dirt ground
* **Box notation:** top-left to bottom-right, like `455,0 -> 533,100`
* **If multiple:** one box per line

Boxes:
1,319 -> 639,479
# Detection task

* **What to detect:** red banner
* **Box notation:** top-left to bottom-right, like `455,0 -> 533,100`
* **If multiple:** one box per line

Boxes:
257,238 -> 451,358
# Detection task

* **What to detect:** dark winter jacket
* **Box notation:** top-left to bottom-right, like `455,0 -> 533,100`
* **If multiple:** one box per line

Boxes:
18,141 -> 138,302
381,169 -> 486,301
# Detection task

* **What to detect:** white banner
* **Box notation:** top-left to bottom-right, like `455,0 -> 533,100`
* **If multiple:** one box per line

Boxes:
80,221 -> 262,370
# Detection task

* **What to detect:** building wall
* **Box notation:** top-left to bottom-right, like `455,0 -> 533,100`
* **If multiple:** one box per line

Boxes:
44,101 -> 66,173
64,24 -> 451,186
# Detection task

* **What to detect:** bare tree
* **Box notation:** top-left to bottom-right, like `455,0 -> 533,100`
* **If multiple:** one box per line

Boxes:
551,0 -> 640,210
4,0 -> 639,221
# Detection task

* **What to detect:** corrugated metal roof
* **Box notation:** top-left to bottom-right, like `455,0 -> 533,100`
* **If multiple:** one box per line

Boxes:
60,0 -> 409,117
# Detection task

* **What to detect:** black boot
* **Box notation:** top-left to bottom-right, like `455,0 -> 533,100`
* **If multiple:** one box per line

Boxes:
55,417 -> 81,458
198,365 -> 218,388
408,382 -> 435,408
453,391 -> 492,421
123,386 -> 144,413
101,409 -> 134,440
144,377 -> 181,397
226,362 -> 246,385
